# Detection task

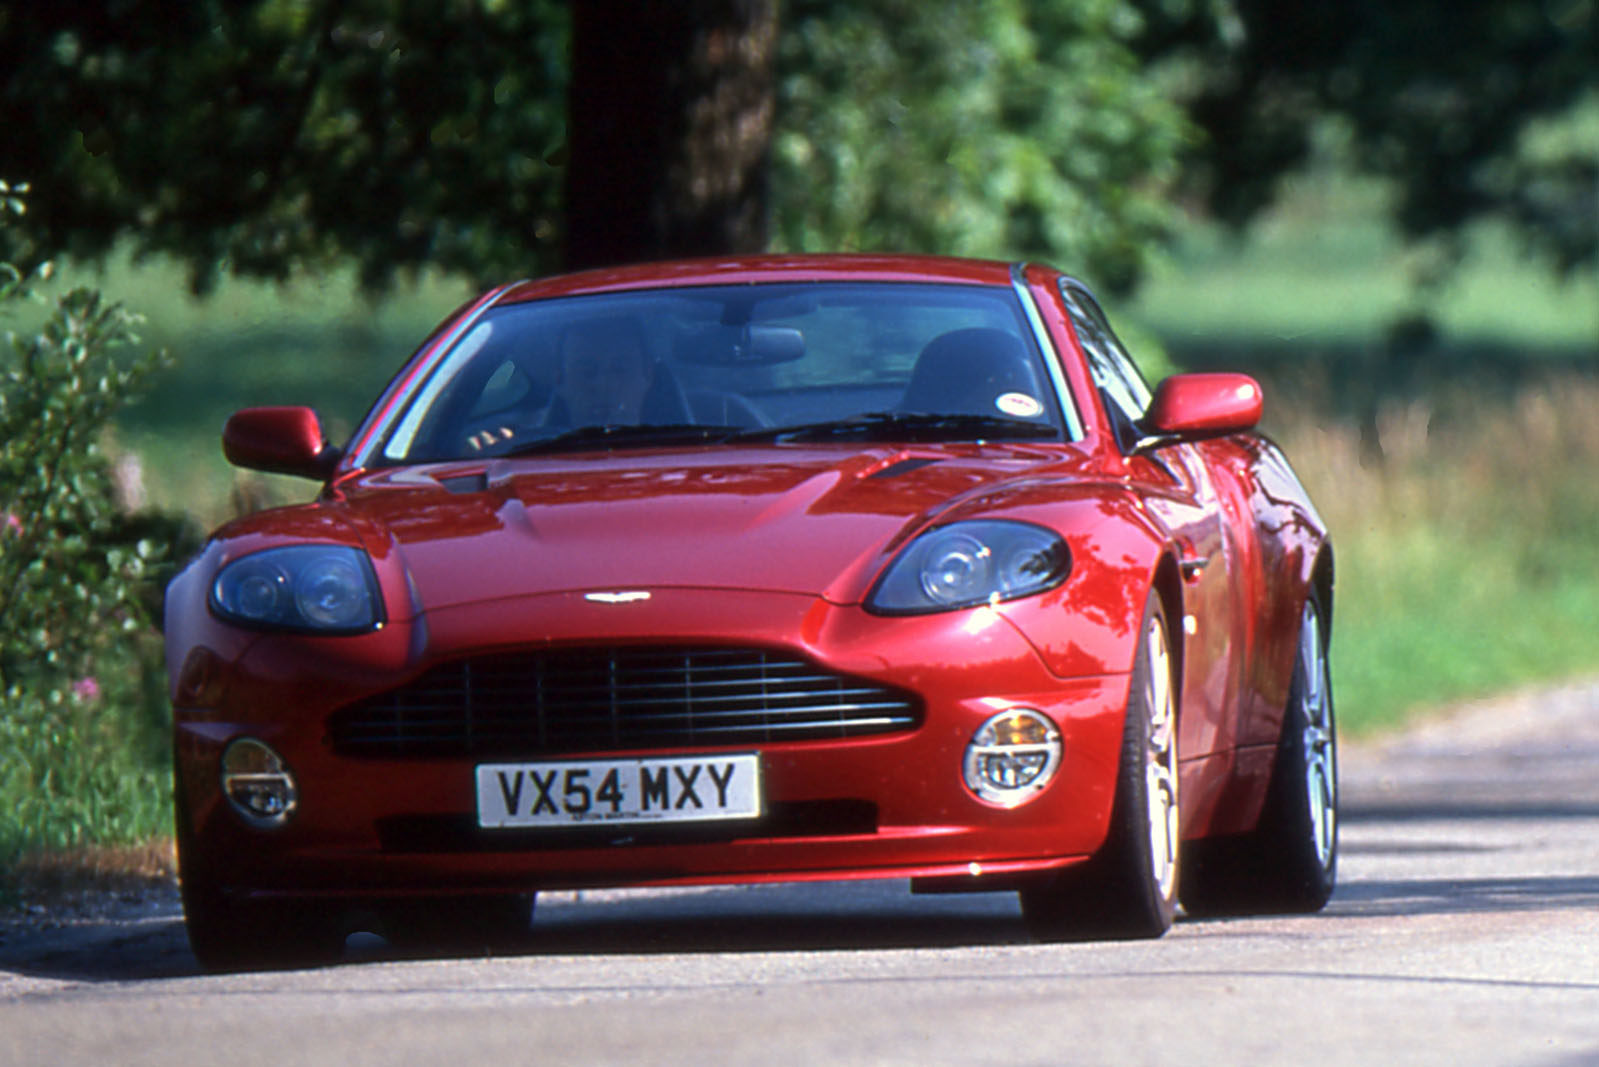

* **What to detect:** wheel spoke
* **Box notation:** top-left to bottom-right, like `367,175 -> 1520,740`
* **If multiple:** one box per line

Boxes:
1141,615 -> 1179,895
1297,601 -> 1337,869
1146,760 -> 1179,891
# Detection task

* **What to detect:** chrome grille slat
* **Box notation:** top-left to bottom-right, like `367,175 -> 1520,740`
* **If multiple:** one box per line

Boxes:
327,647 -> 921,757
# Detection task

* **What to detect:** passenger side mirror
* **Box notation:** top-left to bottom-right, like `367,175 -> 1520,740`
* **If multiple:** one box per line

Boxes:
222,406 -> 342,480
1136,373 -> 1263,451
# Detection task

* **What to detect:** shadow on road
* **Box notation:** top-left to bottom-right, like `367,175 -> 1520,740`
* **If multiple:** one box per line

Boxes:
0,913 -> 197,984
521,885 -> 1032,956
1331,875 -> 1599,918
8,781 -> 1599,983
0,882 -> 1036,983
1343,800 -> 1599,822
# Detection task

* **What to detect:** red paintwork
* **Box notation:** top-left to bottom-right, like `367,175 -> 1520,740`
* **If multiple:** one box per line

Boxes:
1145,373 -> 1265,437
166,254 -> 1331,918
221,406 -> 333,478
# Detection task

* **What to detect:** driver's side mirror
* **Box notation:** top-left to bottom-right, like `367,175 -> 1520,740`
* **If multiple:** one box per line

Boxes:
222,406 -> 342,480
1136,373 -> 1263,450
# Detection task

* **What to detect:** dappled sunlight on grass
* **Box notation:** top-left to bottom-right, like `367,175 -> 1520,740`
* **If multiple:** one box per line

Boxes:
1132,177 -> 1599,350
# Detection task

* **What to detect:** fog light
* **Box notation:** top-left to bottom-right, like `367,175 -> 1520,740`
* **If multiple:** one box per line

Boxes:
220,738 -> 298,828
963,708 -> 1062,806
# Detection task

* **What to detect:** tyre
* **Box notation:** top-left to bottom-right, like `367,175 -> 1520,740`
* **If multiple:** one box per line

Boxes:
180,868 -> 339,973
175,778 -> 339,972
1181,593 -> 1337,916
1021,590 -> 1180,940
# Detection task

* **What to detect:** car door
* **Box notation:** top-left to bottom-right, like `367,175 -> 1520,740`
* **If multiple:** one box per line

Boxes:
1059,285 -> 1247,769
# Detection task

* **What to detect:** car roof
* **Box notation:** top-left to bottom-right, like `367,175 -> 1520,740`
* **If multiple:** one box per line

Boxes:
496,253 -> 1024,304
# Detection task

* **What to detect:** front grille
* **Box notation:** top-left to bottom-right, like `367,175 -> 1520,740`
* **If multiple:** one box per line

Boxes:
328,646 -> 922,758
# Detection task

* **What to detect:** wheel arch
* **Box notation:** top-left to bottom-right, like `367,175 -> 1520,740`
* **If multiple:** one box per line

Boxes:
1152,549 -> 1187,727
1310,544 -> 1335,646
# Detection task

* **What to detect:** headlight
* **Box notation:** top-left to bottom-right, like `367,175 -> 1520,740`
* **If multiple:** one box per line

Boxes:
867,520 -> 1069,614
210,545 -> 382,633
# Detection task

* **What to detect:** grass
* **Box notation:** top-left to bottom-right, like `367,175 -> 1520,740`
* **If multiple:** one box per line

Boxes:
1268,377 -> 1599,733
0,634 -> 175,879
1131,173 -> 1599,350
0,840 -> 175,917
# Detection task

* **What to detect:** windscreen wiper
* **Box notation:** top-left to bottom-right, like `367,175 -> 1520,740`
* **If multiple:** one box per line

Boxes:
498,423 -> 743,456
730,411 -> 1059,444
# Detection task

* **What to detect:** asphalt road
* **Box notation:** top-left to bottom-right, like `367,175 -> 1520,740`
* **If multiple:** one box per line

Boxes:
4,683 -> 1599,1067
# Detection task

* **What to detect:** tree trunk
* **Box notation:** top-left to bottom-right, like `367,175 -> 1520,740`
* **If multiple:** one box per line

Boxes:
563,0 -> 776,271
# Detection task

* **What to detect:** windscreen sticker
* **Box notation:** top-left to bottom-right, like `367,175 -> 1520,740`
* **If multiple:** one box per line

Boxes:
996,392 -> 1043,419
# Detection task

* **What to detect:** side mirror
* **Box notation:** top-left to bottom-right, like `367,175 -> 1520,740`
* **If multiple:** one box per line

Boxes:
1138,373 -> 1262,450
222,406 -> 342,480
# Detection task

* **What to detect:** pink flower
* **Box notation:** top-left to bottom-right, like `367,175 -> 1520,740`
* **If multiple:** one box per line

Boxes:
1,512 -> 19,535
72,676 -> 101,702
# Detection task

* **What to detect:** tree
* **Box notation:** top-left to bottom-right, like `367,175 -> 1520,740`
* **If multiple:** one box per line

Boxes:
1132,0 -> 1599,277
3,1 -> 1593,292
3,0 -> 1194,293
774,0 -> 1192,292
564,0 -> 776,270
0,0 -> 570,292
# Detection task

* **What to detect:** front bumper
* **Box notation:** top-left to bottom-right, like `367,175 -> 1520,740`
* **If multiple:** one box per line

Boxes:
173,588 -> 1131,903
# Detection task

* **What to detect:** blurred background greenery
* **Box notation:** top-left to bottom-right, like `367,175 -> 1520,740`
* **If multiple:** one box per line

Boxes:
1,0 -> 1596,873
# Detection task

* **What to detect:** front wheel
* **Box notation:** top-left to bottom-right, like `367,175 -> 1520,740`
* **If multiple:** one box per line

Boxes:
175,780 -> 339,972
1181,593 -> 1338,915
180,868 -> 340,973
1021,590 -> 1180,940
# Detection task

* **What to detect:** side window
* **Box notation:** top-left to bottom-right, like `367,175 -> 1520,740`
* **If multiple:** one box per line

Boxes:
1061,284 -> 1152,453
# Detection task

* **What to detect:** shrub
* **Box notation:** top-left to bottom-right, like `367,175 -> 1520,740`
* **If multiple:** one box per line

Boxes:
1,183 -> 194,875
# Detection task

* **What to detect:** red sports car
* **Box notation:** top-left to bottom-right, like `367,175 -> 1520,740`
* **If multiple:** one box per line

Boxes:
165,254 -> 1337,969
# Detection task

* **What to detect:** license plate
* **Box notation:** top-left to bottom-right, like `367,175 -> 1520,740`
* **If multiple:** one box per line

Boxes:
476,753 -> 762,829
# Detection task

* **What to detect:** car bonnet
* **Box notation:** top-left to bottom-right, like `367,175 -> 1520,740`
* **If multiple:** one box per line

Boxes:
337,443 -> 1096,611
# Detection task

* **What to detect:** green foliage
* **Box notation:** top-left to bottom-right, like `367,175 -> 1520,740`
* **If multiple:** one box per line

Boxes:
1132,165 -> 1599,349
776,0 -> 1191,291
3,1 -> 1594,294
3,1 -> 1193,293
1132,0 -> 1599,277
1,286 -> 166,687
0,657 -> 174,876
0,0 -> 570,292
0,207 -> 193,869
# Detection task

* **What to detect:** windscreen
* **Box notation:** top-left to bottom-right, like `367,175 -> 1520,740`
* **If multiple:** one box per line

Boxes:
375,281 -> 1070,463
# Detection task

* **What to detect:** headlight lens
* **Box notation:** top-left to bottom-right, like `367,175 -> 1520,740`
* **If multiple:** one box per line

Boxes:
211,545 -> 382,633
867,520 -> 1069,614
963,708 -> 1063,806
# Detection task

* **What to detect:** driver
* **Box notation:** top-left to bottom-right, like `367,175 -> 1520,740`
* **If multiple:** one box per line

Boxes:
552,318 -> 654,426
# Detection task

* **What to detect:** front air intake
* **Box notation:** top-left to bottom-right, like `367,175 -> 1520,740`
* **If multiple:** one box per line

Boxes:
328,646 -> 922,758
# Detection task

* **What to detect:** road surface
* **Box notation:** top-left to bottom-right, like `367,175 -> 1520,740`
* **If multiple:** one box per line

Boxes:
3,682 -> 1599,1065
